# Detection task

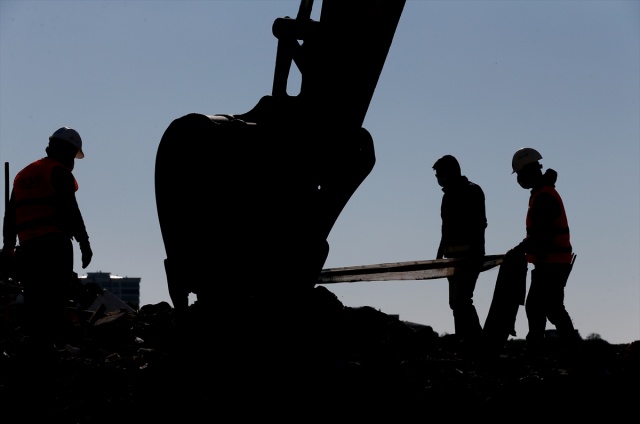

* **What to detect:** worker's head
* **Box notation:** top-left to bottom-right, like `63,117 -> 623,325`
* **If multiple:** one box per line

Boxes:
512,148 -> 543,189
46,127 -> 84,170
511,147 -> 541,174
48,127 -> 84,159
432,155 -> 461,187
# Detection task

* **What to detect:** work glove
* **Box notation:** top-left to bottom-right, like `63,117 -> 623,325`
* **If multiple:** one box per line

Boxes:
80,242 -> 93,269
0,245 -> 14,260
0,246 -> 15,277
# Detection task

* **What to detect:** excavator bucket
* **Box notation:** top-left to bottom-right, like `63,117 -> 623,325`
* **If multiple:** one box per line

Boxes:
155,0 -> 405,313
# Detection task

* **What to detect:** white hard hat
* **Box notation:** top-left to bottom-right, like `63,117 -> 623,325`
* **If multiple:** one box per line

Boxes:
511,147 -> 541,173
49,127 -> 84,159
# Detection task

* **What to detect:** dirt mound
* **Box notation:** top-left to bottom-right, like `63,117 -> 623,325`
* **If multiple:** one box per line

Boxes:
1,286 -> 638,421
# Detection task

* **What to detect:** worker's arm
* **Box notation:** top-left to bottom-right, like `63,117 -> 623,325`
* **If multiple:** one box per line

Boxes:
515,191 -> 560,258
2,190 -> 17,249
52,167 -> 92,268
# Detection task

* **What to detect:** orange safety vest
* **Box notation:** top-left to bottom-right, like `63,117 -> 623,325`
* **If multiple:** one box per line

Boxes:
13,157 -> 78,244
525,185 -> 572,264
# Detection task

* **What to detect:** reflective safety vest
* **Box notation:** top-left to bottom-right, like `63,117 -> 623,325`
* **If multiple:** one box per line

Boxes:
526,185 -> 572,264
13,157 -> 78,244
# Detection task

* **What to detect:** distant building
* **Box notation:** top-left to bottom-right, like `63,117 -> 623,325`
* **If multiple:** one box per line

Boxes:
79,272 -> 140,310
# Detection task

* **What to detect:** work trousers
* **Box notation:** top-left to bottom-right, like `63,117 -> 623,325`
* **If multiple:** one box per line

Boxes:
525,262 -> 575,347
448,260 -> 482,341
18,233 -> 74,346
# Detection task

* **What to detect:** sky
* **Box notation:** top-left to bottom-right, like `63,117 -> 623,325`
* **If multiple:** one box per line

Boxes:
1,0 -> 638,345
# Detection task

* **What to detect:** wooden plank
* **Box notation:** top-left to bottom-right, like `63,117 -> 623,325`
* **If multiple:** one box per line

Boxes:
317,254 -> 504,284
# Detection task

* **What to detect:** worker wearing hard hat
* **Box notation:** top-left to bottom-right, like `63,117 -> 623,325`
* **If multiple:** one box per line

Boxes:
510,147 -> 580,354
1,126 -> 93,350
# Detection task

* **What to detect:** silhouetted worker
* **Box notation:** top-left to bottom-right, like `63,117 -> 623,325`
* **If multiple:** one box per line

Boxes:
1,127 -> 93,349
510,147 -> 579,353
432,155 -> 487,350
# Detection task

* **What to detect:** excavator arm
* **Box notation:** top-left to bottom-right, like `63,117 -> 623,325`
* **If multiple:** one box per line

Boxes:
155,0 -> 405,313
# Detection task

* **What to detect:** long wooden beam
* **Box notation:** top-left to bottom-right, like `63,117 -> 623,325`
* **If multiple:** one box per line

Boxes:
318,254 -> 504,284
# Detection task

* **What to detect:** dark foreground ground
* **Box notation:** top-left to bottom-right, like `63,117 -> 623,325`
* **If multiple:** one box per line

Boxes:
1,285 -> 639,422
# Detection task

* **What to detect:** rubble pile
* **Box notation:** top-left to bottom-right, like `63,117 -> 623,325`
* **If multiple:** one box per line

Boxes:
1,285 -> 638,421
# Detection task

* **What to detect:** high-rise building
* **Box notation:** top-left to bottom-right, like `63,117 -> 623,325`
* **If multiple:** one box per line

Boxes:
79,272 -> 140,310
